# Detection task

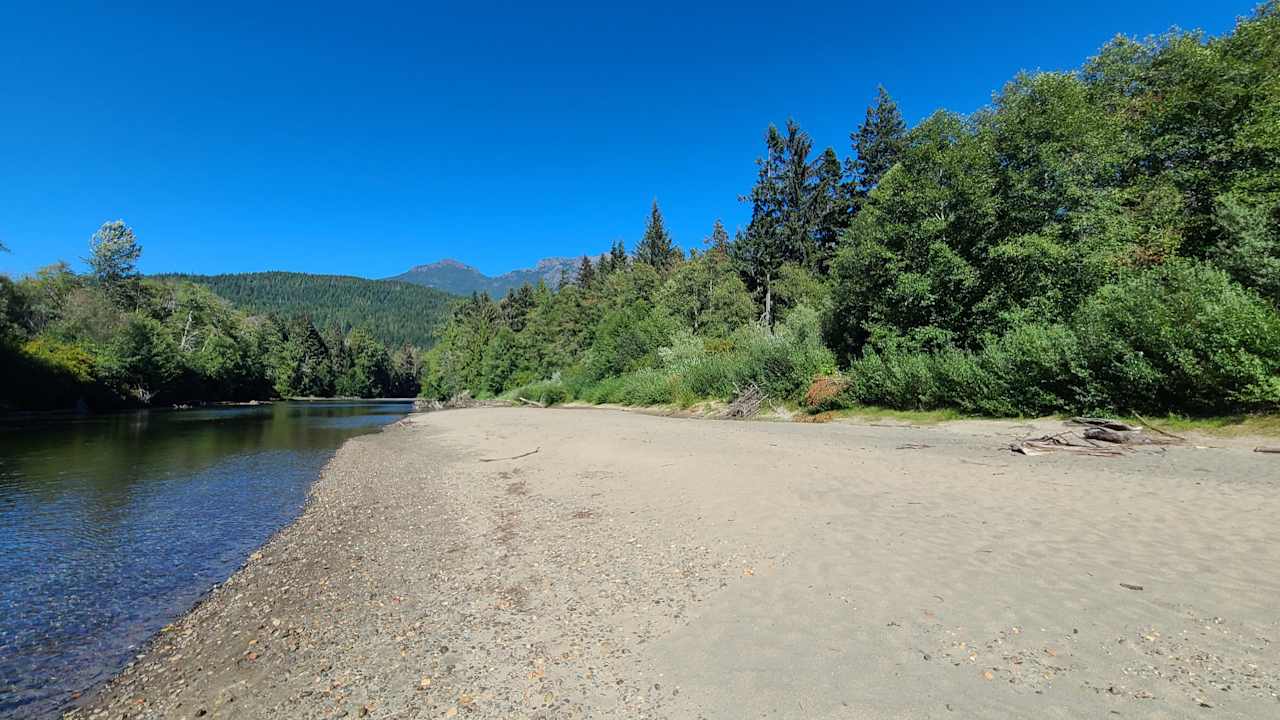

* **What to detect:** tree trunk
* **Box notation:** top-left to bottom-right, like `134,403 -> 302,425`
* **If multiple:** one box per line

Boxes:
762,275 -> 773,328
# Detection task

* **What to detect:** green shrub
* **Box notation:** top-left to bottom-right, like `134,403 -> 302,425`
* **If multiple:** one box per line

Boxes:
705,306 -> 836,402
577,369 -> 681,406
618,369 -> 681,405
843,333 -> 1080,417
838,264 -> 1280,416
0,336 -> 107,410
22,336 -> 96,384
1073,261 -> 1280,413
583,306 -> 679,381
974,323 -> 1091,415
677,349 -> 743,399
577,375 -> 624,404
640,306 -> 838,406
506,378 -> 570,406
844,349 -> 947,410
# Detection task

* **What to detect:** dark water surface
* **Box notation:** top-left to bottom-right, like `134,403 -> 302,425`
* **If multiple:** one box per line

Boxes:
0,401 -> 411,718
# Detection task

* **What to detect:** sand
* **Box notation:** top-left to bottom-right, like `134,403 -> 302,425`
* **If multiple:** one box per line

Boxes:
70,407 -> 1280,719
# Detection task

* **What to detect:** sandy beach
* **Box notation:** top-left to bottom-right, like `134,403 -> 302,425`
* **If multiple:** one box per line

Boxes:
71,407 -> 1280,719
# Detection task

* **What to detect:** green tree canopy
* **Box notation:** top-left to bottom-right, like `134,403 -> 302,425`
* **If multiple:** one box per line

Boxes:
635,201 -> 681,273
851,86 -> 907,197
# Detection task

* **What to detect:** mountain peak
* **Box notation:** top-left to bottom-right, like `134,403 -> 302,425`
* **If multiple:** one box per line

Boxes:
388,256 -> 588,298
407,258 -> 477,273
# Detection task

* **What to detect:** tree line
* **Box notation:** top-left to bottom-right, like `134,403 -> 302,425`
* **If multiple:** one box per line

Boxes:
0,223 -> 424,410
165,271 -> 453,348
422,4 -> 1280,417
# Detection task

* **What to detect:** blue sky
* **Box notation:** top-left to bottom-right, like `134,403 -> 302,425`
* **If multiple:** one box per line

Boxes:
0,1 -> 1253,278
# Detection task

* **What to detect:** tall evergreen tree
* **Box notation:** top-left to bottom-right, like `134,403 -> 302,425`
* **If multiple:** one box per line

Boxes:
338,328 -> 390,398
499,284 -> 536,332
851,86 -> 908,197
705,219 -> 731,254
87,220 -> 144,307
738,119 -> 823,322
576,255 -> 596,287
288,317 -> 335,397
324,322 -> 352,382
635,200 -> 681,273
608,239 -> 629,273
812,147 -> 849,270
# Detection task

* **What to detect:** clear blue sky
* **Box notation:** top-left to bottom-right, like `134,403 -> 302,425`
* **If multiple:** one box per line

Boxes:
0,1 -> 1253,279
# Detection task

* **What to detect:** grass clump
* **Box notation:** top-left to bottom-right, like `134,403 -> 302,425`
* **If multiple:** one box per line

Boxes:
504,378 -> 570,406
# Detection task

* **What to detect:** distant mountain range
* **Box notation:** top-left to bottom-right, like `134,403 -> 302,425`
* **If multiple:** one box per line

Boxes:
388,257 -> 595,298
164,257 -> 597,347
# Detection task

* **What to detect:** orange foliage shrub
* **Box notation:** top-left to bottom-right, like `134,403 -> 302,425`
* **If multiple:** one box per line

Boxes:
803,375 -> 848,409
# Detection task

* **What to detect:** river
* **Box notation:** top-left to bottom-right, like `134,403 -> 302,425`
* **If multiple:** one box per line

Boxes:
0,400 -> 412,718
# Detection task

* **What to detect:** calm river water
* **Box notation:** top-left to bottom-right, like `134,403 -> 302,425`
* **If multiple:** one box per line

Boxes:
0,400 -> 411,718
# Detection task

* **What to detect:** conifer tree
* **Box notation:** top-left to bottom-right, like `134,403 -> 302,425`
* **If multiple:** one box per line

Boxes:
87,220 -> 144,307
738,120 -> 823,322
324,322 -> 351,380
608,239 -> 628,273
851,86 -> 907,197
576,255 -> 596,287
291,317 -> 335,397
499,284 -> 535,332
635,200 -> 681,273
813,147 -> 849,270
705,219 -> 731,254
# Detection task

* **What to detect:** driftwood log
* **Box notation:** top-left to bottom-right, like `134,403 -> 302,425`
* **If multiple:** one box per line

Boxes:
1010,434 -> 1129,457
1011,416 -> 1185,457
1082,427 -> 1155,445
1069,417 -> 1141,432
723,383 -> 764,419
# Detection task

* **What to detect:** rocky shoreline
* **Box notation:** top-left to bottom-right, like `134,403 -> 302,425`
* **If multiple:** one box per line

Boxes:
68,411 -> 756,719
70,408 -> 1280,719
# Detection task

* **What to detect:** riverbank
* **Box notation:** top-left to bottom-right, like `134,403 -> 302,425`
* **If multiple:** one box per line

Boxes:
71,407 -> 1280,718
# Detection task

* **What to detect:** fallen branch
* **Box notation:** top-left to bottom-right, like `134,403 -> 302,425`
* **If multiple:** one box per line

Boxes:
1011,439 -> 1128,457
1255,447 -> 1280,454
1131,411 -> 1187,442
1010,429 -> 1132,457
479,447 -> 541,463
1069,417 -> 1141,432
517,397 -> 546,408
723,383 -> 764,420
1083,427 -> 1155,445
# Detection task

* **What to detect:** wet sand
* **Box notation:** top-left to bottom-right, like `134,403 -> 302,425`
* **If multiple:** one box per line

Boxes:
71,408 -> 1280,719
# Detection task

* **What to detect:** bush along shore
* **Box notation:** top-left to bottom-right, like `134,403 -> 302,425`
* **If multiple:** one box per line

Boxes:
1,222 -> 427,411
418,5 -> 1280,420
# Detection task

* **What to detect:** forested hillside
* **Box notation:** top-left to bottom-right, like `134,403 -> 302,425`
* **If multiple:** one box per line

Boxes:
167,272 -> 455,348
421,4 -> 1280,417
1,227 -> 429,410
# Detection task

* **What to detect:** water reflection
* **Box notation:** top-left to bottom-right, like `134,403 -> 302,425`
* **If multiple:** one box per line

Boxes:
0,401 -> 410,718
